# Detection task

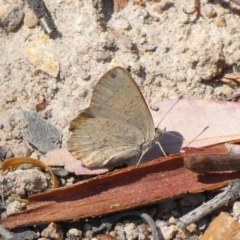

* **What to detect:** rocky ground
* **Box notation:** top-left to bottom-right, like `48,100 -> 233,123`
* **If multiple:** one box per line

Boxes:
1,0 -> 240,239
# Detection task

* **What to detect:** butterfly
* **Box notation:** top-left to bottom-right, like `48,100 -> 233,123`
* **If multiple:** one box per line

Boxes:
67,67 -> 166,168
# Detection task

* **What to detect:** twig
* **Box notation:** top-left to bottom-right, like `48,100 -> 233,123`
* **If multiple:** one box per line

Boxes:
177,179 -> 240,228
0,224 -> 17,240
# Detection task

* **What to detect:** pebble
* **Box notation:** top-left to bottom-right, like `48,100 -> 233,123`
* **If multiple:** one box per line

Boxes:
67,228 -> 82,238
13,227 -> 36,240
124,222 -> 138,239
150,104 -> 159,111
146,44 -> 157,51
41,223 -> 64,240
214,17 -> 226,27
201,212 -> 240,240
148,1 -> 172,17
0,146 -> 9,159
0,117 -> 13,132
95,51 -> 112,62
11,128 -> 22,139
5,168 -> 50,197
24,8 -> 38,28
0,0 -> 24,32
51,167 -> 69,177
232,50 -> 240,62
203,5 -> 217,18
233,201 -> 240,218
155,220 -> 177,240
109,18 -> 131,30
12,142 -> 32,157
22,111 -> 62,153
6,200 -> 26,216
24,33 -> 60,78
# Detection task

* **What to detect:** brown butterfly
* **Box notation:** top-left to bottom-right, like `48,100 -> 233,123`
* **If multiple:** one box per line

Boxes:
67,67 -> 166,168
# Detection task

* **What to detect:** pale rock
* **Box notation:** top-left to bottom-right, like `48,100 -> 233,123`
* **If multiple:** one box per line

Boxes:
41,222 -> 63,240
233,50 -> 240,62
0,0 -> 24,32
6,200 -> 25,216
155,220 -> 177,240
203,5 -> 217,18
233,201 -> 240,218
24,7 -> 38,28
67,228 -> 82,238
24,33 -> 60,77
200,212 -> 240,240
5,168 -> 49,197
109,18 -> 131,30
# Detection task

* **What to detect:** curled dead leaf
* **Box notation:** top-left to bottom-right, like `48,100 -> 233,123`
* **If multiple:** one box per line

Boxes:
1,157 -> 59,203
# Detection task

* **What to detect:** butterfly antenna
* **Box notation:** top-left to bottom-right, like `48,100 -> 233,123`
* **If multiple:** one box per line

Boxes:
184,126 -> 209,148
156,96 -> 183,129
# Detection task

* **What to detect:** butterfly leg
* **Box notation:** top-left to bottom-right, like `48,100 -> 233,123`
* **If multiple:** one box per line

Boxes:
156,141 -> 167,157
136,148 -> 148,166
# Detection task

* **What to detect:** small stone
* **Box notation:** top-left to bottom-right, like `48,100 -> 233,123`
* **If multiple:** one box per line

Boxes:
0,146 -> 9,159
5,150 -> 13,159
5,168 -> 49,197
85,230 -> 93,239
67,228 -> 82,238
186,223 -> 197,233
233,201 -> 240,218
6,201 -> 26,216
41,223 -> 63,240
22,111 -> 62,153
124,223 -> 138,239
95,51 -> 112,62
203,5 -> 216,18
155,220 -> 177,240
214,17 -> 226,27
1,117 -> 13,131
149,1 -> 172,17
24,33 -> 60,77
146,44 -> 157,51
232,50 -> 240,62
12,142 -> 32,157
24,8 -> 38,28
0,0 -> 24,32
12,227 -> 36,240
150,104 -> 159,111
201,212 -> 240,240
114,0 -> 129,11
12,128 -> 22,139
109,18 -> 131,30
51,167 -> 69,177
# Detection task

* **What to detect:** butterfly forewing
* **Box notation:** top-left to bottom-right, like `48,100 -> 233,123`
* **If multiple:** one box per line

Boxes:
67,67 -> 156,167
90,67 -> 155,142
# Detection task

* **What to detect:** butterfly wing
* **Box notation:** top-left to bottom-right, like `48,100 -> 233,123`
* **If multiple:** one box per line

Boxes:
89,67 -> 155,142
67,67 -> 155,167
67,110 -> 144,167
